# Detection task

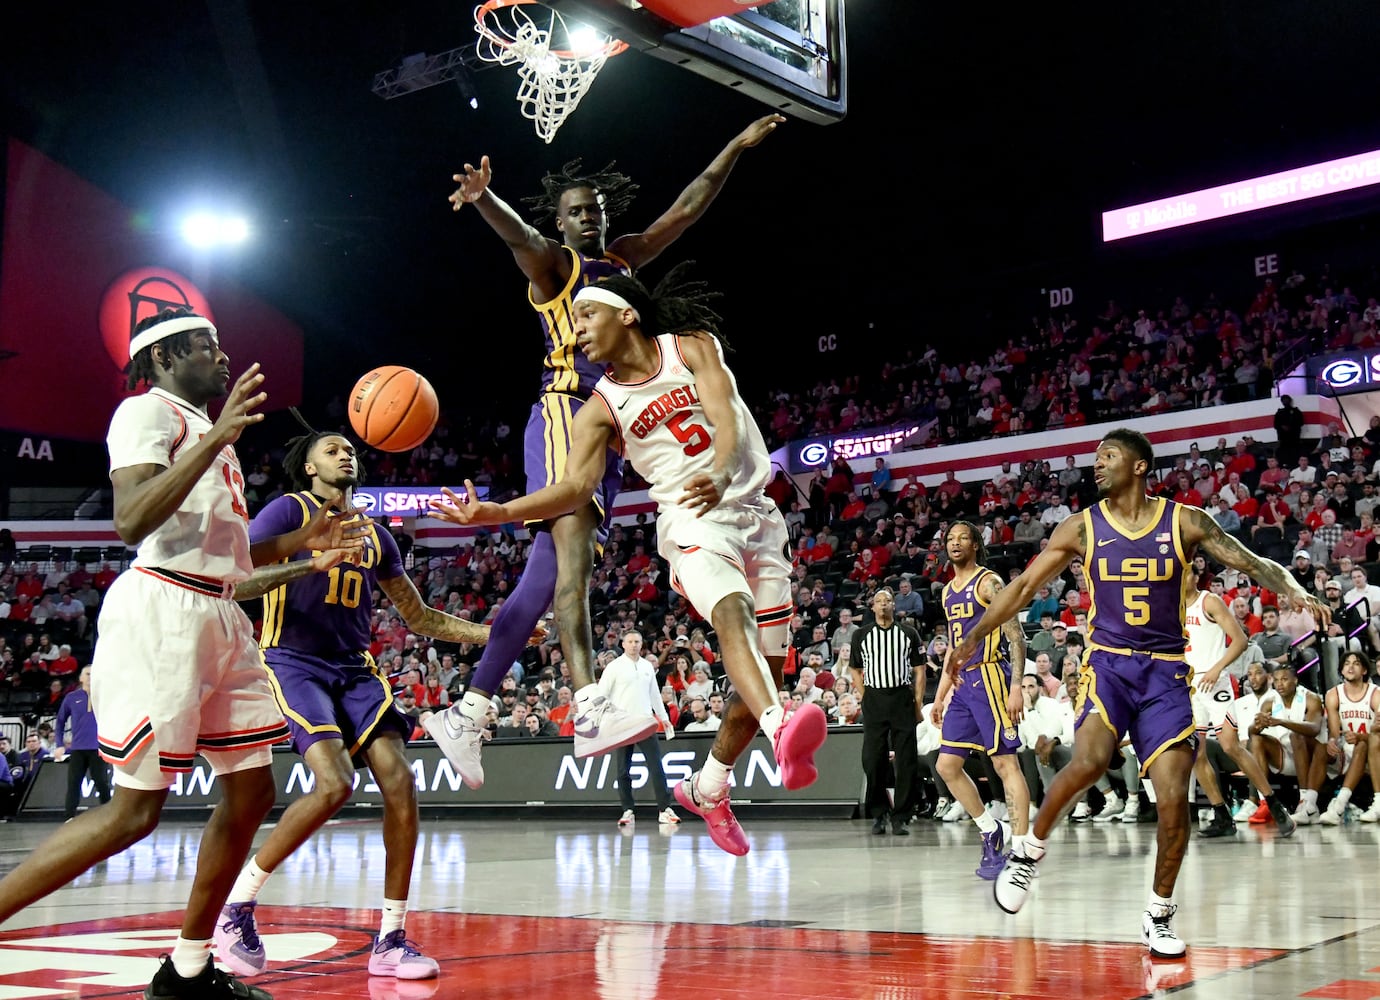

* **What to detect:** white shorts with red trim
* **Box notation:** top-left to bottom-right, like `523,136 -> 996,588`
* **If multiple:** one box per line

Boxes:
657,499 -> 793,658
91,568 -> 288,789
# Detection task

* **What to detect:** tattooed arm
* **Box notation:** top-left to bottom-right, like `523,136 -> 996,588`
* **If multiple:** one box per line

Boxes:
234,549 -> 351,602
1181,506 -> 1332,630
952,514 -> 1086,666
978,570 -> 1029,724
379,573 -> 493,646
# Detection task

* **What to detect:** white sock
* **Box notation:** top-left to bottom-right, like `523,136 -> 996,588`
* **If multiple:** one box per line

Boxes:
1334,787 -> 1353,811
380,898 -> 408,937
699,754 -> 733,797
458,690 -> 490,724
171,937 -> 212,979
228,856 -> 271,905
1302,788 -> 1319,810
575,683 -> 600,706
974,811 -> 998,833
1019,832 -> 1047,861
758,705 -> 784,742
1147,891 -> 1174,917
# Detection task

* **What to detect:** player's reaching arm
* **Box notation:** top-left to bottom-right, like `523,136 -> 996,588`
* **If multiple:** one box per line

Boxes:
429,402 -> 617,528
447,157 -> 571,294
952,514 -> 1086,666
977,571 -> 1028,724
1197,590 -> 1249,693
1182,506 -> 1332,630
248,498 -> 371,568
674,332 -> 743,517
377,572 -> 542,647
234,546 -> 355,602
610,114 -> 784,269
111,366 -> 265,546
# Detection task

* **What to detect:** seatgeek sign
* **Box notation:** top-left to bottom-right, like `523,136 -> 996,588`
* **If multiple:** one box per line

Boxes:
1305,349 -> 1380,397
352,485 -> 488,517
786,423 -> 925,474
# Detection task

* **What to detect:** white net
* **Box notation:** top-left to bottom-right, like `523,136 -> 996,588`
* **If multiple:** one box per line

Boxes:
474,2 -> 623,144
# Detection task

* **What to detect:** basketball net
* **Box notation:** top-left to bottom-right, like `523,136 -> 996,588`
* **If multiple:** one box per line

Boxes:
474,1 -> 627,144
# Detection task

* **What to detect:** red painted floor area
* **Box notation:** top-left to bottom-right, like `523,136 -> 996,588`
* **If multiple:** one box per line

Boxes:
0,908 -> 1284,999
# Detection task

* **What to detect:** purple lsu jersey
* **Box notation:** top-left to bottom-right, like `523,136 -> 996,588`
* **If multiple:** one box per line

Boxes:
534,246 -> 631,398
943,568 -> 1009,668
248,492 -> 403,655
1082,497 -> 1190,655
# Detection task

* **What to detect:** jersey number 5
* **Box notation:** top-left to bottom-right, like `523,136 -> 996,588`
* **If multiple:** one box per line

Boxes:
667,411 -> 711,456
1124,586 -> 1151,626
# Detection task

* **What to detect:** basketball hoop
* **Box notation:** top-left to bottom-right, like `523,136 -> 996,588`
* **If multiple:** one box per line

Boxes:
474,0 -> 628,144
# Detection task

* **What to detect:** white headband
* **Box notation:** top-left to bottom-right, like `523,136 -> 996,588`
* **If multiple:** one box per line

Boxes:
128,316 -> 218,360
574,286 -> 640,322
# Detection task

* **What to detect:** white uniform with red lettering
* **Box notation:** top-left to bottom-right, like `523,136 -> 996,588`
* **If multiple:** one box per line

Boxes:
93,387 -> 288,789
1258,687 -> 1311,776
591,333 -> 793,654
1185,591 -> 1235,738
1334,680 -> 1377,767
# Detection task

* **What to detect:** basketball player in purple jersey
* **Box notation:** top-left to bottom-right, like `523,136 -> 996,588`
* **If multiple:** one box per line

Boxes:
953,428 -> 1330,958
428,114 -> 785,786
214,424 -> 527,983
932,521 -> 1031,879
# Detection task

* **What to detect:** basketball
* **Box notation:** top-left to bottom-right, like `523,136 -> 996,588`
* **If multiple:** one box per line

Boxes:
347,366 -> 439,452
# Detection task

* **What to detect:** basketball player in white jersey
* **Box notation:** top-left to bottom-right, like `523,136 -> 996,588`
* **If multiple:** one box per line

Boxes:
1248,662 -> 1326,823
0,309 -> 367,1000
430,265 -> 827,855
1183,574 -> 1249,837
1319,650 -> 1380,823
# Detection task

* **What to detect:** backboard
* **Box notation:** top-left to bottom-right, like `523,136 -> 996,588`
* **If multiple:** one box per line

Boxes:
548,0 -> 847,124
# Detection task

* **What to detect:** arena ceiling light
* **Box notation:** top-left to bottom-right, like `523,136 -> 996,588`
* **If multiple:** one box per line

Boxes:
180,212 -> 251,248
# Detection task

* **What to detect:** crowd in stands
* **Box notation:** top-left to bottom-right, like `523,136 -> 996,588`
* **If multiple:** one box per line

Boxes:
4,260 -> 1380,824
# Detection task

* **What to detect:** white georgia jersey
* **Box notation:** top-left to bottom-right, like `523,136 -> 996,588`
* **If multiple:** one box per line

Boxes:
106,387 -> 253,582
1336,681 -> 1377,735
592,333 -> 770,512
1184,592 -> 1229,677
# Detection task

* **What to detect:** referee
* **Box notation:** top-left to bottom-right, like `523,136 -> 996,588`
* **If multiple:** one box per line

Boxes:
847,587 -> 926,835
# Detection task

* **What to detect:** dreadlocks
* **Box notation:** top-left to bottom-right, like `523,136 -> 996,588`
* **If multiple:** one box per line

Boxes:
125,307 -> 201,391
521,159 -> 638,227
281,408 -> 364,493
949,520 -> 989,568
593,261 -> 729,349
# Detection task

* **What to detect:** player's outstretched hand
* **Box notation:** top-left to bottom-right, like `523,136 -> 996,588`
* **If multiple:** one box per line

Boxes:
429,481 -> 507,526
736,113 -> 786,149
1297,591 -> 1333,631
950,638 -> 977,669
449,156 -> 493,210
1196,666 -> 1224,694
677,472 -> 728,517
210,363 -> 266,446
299,502 -> 372,560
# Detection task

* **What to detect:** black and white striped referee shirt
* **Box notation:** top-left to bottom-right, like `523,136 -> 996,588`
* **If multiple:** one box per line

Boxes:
849,619 -> 925,689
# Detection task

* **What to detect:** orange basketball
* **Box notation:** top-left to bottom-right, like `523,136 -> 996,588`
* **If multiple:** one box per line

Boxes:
348,366 -> 439,452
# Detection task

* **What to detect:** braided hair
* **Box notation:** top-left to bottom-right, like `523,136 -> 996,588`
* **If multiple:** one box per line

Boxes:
126,307 -> 202,391
592,261 -> 729,349
948,520 -> 989,567
281,408 -> 365,492
522,159 -> 638,227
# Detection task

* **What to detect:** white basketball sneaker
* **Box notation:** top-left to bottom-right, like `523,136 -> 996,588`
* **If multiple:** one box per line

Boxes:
572,694 -> 658,759
1141,905 -> 1186,958
424,707 -> 485,789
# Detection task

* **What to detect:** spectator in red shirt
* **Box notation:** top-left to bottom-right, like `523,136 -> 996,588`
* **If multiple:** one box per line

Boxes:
840,492 -> 867,523
1257,455 -> 1288,494
1224,440 -> 1257,480
1171,471 -> 1203,508
47,645 -> 79,678
625,544 -> 651,576
935,470 -> 964,502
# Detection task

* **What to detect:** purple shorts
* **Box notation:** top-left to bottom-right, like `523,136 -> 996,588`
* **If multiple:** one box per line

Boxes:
1077,648 -> 1196,772
523,393 -> 624,544
940,661 -> 1021,757
262,648 -> 411,763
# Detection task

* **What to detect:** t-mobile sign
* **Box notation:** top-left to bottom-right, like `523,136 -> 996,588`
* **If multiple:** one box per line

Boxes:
1102,147 -> 1380,242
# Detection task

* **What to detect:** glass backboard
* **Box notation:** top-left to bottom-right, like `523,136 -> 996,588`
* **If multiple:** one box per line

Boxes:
548,0 -> 847,124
